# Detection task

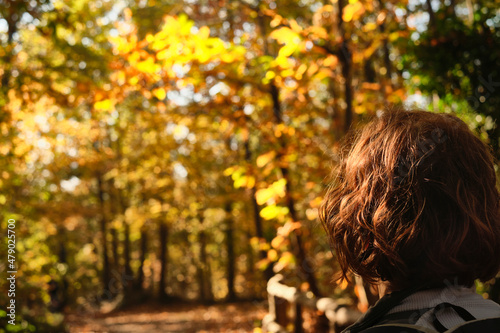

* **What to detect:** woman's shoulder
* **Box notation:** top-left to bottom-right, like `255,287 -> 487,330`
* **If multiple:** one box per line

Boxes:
384,286 -> 500,331
388,285 -> 500,315
342,285 -> 500,333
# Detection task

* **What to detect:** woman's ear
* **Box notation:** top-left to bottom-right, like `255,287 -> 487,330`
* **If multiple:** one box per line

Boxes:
376,280 -> 391,298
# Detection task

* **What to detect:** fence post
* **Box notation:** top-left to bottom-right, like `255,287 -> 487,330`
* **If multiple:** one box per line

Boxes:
293,301 -> 303,333
275,296 -> 288,327
314,311 -> 330,333
265,275 -> 362,333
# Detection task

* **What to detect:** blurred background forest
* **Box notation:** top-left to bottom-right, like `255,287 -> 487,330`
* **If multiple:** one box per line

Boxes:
0,0 -> 499,331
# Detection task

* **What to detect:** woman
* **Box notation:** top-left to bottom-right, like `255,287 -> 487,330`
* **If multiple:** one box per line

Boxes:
319,109 -> 500,332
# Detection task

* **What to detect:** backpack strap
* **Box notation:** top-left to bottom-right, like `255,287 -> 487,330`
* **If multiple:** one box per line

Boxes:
359,318 -> 500,333
361,323 -> 437,333
343,284 -> 426,333
375,307 -> 433,325
429,302 -> 476,332
362,302 -> 491,333
445,317 -> 500,332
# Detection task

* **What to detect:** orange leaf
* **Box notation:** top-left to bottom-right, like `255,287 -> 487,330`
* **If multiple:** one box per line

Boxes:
271,235 -> 286,249
256,151 -> 276,167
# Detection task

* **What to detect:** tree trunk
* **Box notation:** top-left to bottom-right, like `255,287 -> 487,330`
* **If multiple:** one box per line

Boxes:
246,231 -> 257,295
337,0 -> 354,133
425,0 -> 436,30
107,179 -> 120,271
117,184 -> 132,292
244,129 -> 274,282
269,82 -> 321,296
1,9 -> 17,98
159,221 -> 169,300
113,116 -> 133,290
224,202 -> 236,301
465,0 -> 474,25
257,11 -> 320,296
123,221 -> 132,288
197,229 -> 207,302
377,0 -> 393,87
135,226 -> 147,290
56,227 -> 68,311
110,228 -> 119,269
197,213 -> 213,303
96,173 -> 111,290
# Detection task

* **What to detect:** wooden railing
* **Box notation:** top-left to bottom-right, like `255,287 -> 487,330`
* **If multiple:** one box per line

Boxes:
262,275 -> 362,333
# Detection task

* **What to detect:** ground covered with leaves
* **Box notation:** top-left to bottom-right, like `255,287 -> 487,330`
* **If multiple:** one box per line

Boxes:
66,301 -> 267,333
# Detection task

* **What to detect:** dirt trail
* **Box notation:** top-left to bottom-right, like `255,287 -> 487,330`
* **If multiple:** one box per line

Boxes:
66,301 -> 267,333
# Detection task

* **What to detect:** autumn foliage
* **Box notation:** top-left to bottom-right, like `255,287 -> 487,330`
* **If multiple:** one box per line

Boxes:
0,0 -> 499,331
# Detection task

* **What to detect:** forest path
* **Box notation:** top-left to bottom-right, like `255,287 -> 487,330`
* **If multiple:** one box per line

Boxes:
66,301 -> 267,333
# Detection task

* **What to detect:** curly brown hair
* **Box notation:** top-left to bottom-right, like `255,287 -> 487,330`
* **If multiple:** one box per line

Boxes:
319,109 -> 500,291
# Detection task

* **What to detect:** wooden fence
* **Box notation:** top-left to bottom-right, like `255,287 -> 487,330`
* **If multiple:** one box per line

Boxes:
262,275 -> 363,333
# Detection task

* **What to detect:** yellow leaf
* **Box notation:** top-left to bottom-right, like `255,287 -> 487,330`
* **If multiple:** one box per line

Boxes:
273,251 -> 295,272
323,55 -> 338,68
260,205 -> 280,220
103,168 -> 119,180
256,258 -> 271,271
389,31 -> 400,42
136,58 -> 159,74
270,15 -> 282,28
280,68 -> 294,77
153,88 -> 166,100
273,179 -> 287,198
127,51 -> 140,64
363,22 -> 377,32
234,176 -> 246,189
296,64 -> 308,77
265,71 -> 276,80
260,205 -> 289,220
343,2 -> 365,22
269,27 -> 300,45
94,99 -> 113,111
255,188 -> 273,205
255,179 -> 287,205
128,76 -> 139,86
289,19 -> 302,33
278,43 -> 296,58
150,200 -> 163,215
268,249 -> 278,261
250,237 -> 260,248
247,176 -> 256,189
259,241 -> 271,251
220,53 -> 235,63
256,151 -> 276,167
273,55 -> 293,69
224,167 -> 236,176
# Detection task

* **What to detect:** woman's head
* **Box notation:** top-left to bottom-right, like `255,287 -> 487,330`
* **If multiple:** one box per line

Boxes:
319,109 -> 500,291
